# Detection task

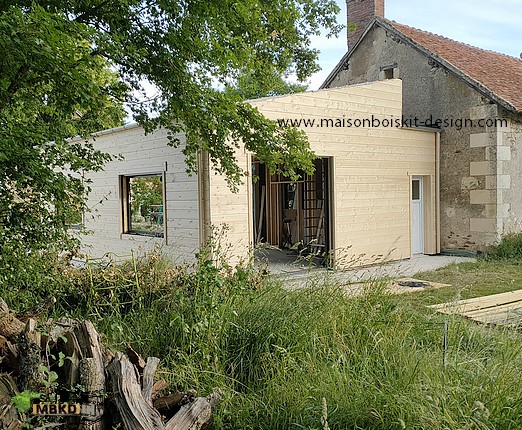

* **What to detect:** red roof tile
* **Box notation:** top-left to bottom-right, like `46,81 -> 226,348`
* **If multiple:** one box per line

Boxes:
386,20 -> 522,113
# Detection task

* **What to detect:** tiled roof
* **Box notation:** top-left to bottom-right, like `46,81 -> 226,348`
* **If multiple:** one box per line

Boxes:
385,20 -> 522,113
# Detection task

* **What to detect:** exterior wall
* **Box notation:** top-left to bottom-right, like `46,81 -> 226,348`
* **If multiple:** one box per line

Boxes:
325,24 -> 522,251
240,80 -> 436,267
79,125 -> 200,263
206,147 -> 253,265
497,112 -> 522,236
79,81 -> 437,268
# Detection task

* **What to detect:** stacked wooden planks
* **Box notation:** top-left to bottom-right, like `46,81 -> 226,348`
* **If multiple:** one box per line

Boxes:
429,289 -> 522,327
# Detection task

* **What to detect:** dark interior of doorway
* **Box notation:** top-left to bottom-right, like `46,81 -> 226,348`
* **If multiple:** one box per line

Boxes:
252,158 -> 331,267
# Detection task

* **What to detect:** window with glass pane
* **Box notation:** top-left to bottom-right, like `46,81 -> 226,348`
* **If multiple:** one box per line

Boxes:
121,174 -> 164,237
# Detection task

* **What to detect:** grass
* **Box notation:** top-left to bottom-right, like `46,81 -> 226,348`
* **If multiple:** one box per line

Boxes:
2,241 -> 522,429
404,260 -> 522,307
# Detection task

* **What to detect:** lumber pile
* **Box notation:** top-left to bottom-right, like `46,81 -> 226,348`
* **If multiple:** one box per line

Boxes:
0,297 -> 219,430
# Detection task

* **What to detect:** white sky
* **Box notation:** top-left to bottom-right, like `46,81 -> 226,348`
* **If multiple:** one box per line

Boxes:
307,0 -> 522,89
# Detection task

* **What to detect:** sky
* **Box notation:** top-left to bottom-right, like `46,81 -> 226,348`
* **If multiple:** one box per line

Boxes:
307,0 -> 522,89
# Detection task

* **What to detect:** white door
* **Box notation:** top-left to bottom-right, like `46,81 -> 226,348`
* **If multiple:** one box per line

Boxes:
411,177 -> 424,254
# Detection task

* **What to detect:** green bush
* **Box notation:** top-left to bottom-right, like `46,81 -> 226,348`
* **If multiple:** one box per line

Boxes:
486,232 -> 522,261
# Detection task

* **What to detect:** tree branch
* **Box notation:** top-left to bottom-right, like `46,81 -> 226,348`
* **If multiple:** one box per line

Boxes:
73,0 -> 112,24
0,63 -> 29,111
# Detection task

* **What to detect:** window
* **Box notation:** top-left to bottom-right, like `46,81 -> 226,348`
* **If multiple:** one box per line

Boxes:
380,64 -> 398,80
383,68 -> 394,79
120,174 -> 165,237
412,179 -> 421,201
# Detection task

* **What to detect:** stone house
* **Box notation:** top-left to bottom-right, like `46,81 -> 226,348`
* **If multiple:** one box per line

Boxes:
322,0 -> 522,253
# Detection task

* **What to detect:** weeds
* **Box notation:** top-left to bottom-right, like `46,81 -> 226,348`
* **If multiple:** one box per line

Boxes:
2,242 -> 522,429
485,232 -> 522,261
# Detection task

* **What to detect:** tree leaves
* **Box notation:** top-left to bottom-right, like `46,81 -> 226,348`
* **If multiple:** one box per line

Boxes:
0,0 -> 341,258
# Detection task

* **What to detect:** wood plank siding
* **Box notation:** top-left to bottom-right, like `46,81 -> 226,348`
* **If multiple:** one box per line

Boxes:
245,80 -> 437,267
79,125 -> 200,262
78,80 -> 437,268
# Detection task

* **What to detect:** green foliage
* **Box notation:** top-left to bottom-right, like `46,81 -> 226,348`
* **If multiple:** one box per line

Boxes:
0,4 -> 125,258
11,391 -> 40,413
485,233 -> 522,261
225,69 -> 308,100
1,0 -> 341,260
129,176 -> 163,218
3,250 -> 522,429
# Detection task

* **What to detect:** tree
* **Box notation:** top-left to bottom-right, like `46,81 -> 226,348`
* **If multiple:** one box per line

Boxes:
0,4 -> 126,270
225,69 -> 308,100
0,0 -> 342,261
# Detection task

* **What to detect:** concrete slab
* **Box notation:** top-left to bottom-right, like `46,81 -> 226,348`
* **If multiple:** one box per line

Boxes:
265,253 -> 476,288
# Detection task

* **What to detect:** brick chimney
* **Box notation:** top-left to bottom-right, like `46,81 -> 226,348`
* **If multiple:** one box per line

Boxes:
347,0 -> 385,51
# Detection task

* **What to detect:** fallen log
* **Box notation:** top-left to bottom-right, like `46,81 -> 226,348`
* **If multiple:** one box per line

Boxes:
60,329 -> 81,390
0,297 -> 221,429
165,392 -> 220,430
79,357 -> 105,430
0,334 -> 17,368
127,345 -> 146,373
17,320 -> 43,391
0,298 -> 8,313
74,321 -> 104,372
153,392 -> 185,417
0,309 -> 25,341
151,380 -> 168,399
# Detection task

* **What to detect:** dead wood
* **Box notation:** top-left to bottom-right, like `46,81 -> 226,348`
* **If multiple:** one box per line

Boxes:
79,357 -> 105,430
153,392 -> 184,417
164,392 -> 220,430
0,373 -> 22,430
142,357 -> 160,405
61,330 -> 81,389
100,343 -> 114,369
16,297 -> 56,323
70,321 -> 105,429
151,380 -> 168,399
34,424 -> 65,429
107,352 -> 165,430
23,319 -> 42,348
0,308 -> 220,429
17,320 -> 43,391
0,309 -> 25,341
0,298 -> 8,313
126,345 -> 146,372
0,334 -> 18,368
74,321 -> 104,367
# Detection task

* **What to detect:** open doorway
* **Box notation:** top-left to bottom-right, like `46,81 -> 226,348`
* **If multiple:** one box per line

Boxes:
252,158 -> 332,267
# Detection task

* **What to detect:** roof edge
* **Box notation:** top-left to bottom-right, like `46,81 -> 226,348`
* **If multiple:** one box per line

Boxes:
377,18 -> 520,114
319,18 -> 380,89
320,17 -> 521,114
68,122 -> 141,143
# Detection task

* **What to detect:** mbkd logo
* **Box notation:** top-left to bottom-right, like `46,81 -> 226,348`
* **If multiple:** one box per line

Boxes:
31,403 -> 81,415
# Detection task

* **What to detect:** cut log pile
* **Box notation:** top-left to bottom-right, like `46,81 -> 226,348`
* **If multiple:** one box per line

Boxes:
0,297 -> 219,430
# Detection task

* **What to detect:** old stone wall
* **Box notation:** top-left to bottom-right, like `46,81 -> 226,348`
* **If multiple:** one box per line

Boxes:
325,24 -> 522,251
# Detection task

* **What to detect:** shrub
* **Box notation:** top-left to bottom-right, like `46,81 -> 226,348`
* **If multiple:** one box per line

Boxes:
486,232 -> 522,261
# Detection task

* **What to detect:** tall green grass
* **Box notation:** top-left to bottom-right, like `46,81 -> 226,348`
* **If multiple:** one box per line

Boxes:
2,247 -> 522,429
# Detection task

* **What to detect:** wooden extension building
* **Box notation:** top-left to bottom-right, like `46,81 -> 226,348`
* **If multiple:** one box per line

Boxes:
78,79 -> 439,268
